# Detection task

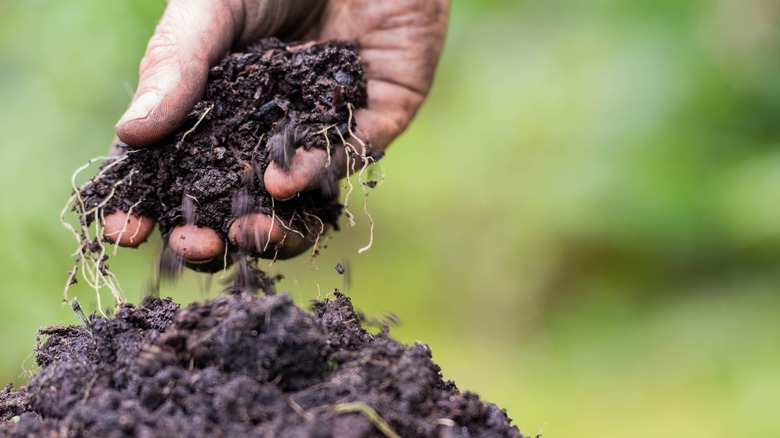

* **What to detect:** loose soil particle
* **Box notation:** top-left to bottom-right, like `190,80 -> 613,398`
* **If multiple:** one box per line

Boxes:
0,292 -> 525,438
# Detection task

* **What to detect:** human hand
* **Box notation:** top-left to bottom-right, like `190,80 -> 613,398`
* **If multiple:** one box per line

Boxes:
103,0 -> 449,263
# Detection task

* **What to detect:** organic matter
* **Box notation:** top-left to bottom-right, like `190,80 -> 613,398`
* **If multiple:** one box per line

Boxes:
0,292 -> 525,438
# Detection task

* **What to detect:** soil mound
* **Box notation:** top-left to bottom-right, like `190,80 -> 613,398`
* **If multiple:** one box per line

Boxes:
0,293 -> 524,437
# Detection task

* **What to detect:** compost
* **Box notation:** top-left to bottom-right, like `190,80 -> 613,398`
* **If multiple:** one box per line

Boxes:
0,292 -> 525,437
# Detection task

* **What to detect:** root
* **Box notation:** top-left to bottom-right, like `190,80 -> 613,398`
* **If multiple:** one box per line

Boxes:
108,199 -> 142,256
61,154 -> 138,309
340,104 -> 377,253
19,351 -> 39,380
288,397 -> 314,421
219,241 -> 230,280
266,206 -> 277,253
313,124 -> 337,169
302,211 -> 326,261
278,210 -> 307,240
315,103 -> 380,254
80,375 -> 99,404
179,103 -> 214,145
268,212 -> 307,266
333,402 -> 400,438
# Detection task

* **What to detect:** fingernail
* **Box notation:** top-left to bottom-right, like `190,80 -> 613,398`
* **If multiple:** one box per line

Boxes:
116,91 -> 160,127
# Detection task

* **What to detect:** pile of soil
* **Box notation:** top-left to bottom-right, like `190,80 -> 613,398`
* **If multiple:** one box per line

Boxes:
0,292 -> 525,437
76,38 -> 372,269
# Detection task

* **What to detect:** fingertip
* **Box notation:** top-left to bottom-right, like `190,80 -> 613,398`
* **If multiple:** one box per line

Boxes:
114,91 -> 162,147
168,224 -> 224,262
228,213 -> 286,252
228,213 -> 325,260
115,121 -> 157,148
103,212 -> 155,247
116,0 -> 238,147
115,85 -> 201,147
264,162 -> 305,200
264,147 -> 332,200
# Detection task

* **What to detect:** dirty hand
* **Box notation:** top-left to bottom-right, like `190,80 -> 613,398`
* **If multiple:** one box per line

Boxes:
103,0 -> 449,263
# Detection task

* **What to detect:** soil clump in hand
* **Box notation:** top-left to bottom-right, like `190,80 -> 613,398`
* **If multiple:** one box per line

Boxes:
0,292 -> 525,438
74,38 -> 370,272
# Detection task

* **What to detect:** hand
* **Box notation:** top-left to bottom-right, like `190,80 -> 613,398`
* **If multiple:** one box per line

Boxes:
103,0 -> 449,263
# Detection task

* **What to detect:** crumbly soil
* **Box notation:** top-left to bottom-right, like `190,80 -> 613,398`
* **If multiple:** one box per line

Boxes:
0,292 -> 525,438
75,38 -> 371,271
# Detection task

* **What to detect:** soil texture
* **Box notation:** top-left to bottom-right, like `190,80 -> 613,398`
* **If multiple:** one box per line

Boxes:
0,292 -> 525,438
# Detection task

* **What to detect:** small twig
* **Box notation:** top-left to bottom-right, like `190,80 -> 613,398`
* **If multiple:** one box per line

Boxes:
333,402 -> 399,438
69,298 -> 89,327
302,211 -> 325,259
81,375 -> 98,404
288,397 -> 314,421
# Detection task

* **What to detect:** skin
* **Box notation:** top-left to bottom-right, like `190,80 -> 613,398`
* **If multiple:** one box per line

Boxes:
103,0 -> 449,262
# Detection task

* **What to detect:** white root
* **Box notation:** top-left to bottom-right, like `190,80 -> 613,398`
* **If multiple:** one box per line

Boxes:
61,154 -> 139,308
179,103 -> 214,145
313,103 -> 379,254
302,211 -> 326,260
109,199 -> 143,256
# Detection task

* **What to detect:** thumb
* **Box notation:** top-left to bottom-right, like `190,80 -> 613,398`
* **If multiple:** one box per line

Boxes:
115,0 -> 241,146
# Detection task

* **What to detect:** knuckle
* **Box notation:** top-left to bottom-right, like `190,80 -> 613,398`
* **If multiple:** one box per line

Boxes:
139,28 -> 180,73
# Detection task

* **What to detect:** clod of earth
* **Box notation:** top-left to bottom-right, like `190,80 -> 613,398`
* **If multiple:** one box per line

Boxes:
63,38 -> 380,301
0,292 -> 526,438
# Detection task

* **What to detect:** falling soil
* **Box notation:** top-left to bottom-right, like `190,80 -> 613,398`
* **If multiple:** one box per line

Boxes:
0,292 -> 525,438
73,38 -> 373,277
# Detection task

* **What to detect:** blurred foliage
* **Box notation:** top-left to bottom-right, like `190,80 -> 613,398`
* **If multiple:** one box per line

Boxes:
1,0 -> 779,436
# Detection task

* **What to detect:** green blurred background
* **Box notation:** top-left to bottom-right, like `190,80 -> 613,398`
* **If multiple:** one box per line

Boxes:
1,0 -> 779,436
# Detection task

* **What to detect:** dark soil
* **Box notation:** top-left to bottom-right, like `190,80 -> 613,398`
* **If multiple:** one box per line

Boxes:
75,38 -> 372,273
0,292 -> 525,438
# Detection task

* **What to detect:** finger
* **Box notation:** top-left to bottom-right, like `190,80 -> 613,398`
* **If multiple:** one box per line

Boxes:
228,213 -> 310,259
263,147 -> 345,200
168,224 -> 225,262
103,211 -> 155,247
115,0 -> 327,147
352,81 -> 425,150
318,0 -> 449,149
228,213 -> 286,252
114,0 -> 242,147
